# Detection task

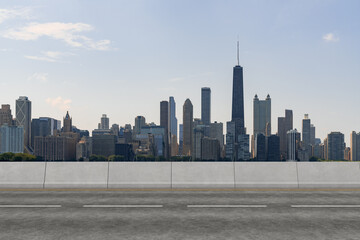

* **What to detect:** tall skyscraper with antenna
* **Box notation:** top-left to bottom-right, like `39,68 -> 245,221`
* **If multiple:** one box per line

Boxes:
231,41 -> 245,139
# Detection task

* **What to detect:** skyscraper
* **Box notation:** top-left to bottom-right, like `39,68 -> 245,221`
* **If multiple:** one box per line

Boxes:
99,114 -> 109,130
278,109 -> 293,160
327,132 -> 344,160
301,114 -> 311,161
183,99 -> 193,156
253,94 -> 271,137
160,101 -> 169,158
134,116 -> 146,135
168,97 -> 178,156
351,131 -> 360,161
231,42 -> 245,138
287,129 -> 300,161
0,104 -> 13,126
16,96 -> 31,152
201,87 -> 211,125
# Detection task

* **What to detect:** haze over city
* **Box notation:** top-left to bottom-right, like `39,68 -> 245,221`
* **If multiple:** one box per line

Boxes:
1,0 -> 359,145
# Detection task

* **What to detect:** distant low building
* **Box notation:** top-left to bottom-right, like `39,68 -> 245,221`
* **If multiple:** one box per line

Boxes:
0,124 -> 24,153
201,137 -> 220,160
76,136 -> 92,160
115,143 -> 134,160
92,134 -> 116,157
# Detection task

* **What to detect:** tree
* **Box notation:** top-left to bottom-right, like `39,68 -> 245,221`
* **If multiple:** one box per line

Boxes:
108,155 -> 125,161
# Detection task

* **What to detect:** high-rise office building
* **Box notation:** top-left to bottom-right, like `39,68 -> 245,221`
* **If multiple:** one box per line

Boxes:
134,116 -> 146,135
160,100 -> 169,158
237,134 -> 250,160
267,135 -> 280,161
351,131 -> 360,161
254,133 -> 266,161
179,124 -> 183,156
168,97 -> 178,156
225,121 -> 236,160
99,114 -> 109,130
231,42 -> 245,139
160,101 -> 169,131
0,124 -> 24,153
310,124 -> 316,146
16,96 -> 32,152
278,110 -> 293,160
210,121 -> 224,149
0,104 -> 13,126
168,97 -> 177,137
287,129 -> 300,161
253,94 -> 271,137
183,99 -> 193,156
201,87 -> 211,125
327,132 -> 344,160
301,114 -> 311,159
31,117 -> 61,149
192,125 -> 205,160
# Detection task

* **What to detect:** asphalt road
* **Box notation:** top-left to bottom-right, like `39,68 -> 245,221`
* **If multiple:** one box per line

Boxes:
0,190 -> 360,240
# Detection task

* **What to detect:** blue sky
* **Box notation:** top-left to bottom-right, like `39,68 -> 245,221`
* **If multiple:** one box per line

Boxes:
0,0 -> 359,145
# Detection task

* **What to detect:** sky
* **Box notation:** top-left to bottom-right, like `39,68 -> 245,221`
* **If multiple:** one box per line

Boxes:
0,0 -> 359,145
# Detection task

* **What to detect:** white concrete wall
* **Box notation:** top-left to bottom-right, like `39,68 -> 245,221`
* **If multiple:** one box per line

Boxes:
235,162 -> 298,188
1,162 -> 360,189
297,162 -> 360,188
44,162 -> 108,188
108,162 -> 171,188
0,162 -> 46,188
172,162 -> 235,188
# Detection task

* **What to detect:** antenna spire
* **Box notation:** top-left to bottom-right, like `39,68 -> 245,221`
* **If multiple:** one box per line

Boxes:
237,38 -> 240,66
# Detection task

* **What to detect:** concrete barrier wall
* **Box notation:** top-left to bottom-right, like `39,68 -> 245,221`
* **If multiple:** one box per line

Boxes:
172,162 -> 235,188
44,162 -> 108,188
297,162 -> 360,188
235,162 -> 299,188
1,162 -> 360,189
108,162 -> 171,188
0,162 -> 46,188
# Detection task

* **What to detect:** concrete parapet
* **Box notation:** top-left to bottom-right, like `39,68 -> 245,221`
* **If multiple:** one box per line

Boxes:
44,162 -> 108,188
0,162 -> 46,188
235,162 -> 298,188
171,162 -> 235,188
108,162 -> 171,188
297,162 -> 360,188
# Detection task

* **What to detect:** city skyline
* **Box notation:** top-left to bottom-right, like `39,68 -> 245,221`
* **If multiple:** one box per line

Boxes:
0,1 -> 359,145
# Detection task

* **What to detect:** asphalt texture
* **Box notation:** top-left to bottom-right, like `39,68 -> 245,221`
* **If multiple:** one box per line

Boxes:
0,190 -> 360,240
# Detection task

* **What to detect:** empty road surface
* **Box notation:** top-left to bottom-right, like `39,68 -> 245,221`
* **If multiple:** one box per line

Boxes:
0,190 -> 360,239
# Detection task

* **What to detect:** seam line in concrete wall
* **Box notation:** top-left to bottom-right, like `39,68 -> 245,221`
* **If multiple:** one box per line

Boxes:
106,161 -> 110,189
42,161 -> 47,189
296,162 -> 300,189
170,161 -> 173,189
233,161 -> 236,189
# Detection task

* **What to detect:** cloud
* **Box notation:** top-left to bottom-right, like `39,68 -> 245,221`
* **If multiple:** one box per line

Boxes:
25,51 -> 75,62
323,33 -> 339,42
0,7 -> 32,24
3,22 -> 111,50
28,72 -> 48,83
46,97 -> 72,111
169,77 -> 184,82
